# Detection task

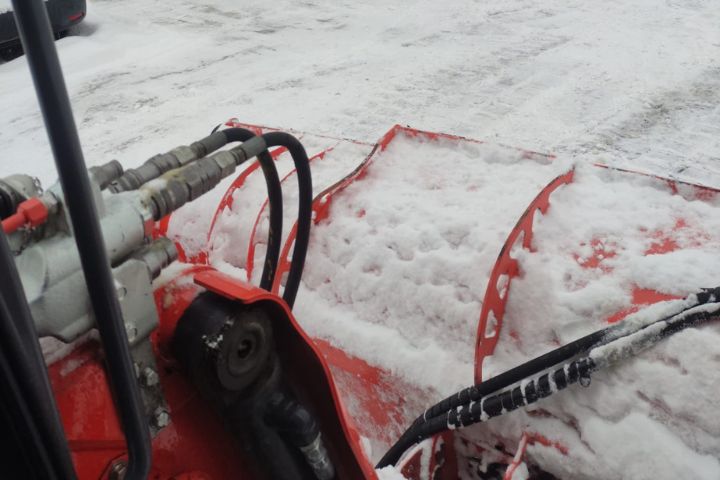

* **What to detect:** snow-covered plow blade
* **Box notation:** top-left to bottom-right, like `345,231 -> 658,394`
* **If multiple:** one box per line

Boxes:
155,122 -> 720,479
7,118 -> 720,479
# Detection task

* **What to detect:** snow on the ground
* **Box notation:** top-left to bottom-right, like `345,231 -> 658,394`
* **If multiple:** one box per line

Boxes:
2,0 -> 720,186
2,0 -> 720,479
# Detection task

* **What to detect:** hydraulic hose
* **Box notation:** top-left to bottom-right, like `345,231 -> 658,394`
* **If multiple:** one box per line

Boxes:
220,128 -> 284,292
377,357 -> 597,469
415,289 -> 713,427
377,288 -> 720,468
133,127 -> 283,291
11,0 -> 151,477
265,391 -> 336,480
261,132 -> 313,308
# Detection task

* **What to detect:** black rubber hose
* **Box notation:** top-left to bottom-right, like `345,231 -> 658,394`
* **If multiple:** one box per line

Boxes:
220,128 -> 283,292
414,288 -> 717,427
10,1 -> 151,477
377,289 -> 720,468
261,132 -> 313,308
265,391 -> 336,480
376,357 -> 597,468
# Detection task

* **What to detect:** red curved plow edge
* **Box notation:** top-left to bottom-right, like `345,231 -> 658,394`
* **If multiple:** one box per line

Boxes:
206,120 -> 370,272
474,170 -> 575,383
474,165 -> 720,382
269,125 -> 402,293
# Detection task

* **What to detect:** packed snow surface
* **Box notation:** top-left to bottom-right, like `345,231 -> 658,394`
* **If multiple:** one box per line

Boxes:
2,0 -> 720,187
2,0 -> 720,479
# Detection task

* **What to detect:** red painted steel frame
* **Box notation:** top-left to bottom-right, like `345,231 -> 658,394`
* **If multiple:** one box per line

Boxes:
193,269 -> 377,479
48,265 -> 379,479
474,170 -> 574,384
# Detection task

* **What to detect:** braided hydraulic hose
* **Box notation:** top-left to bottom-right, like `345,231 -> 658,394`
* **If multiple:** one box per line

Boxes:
377,288 -> 720,468
419,288 -> 715,425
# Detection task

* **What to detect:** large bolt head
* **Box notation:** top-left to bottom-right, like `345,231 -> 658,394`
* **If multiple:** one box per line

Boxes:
153,407 -> 170,429
141,367 -> 159,387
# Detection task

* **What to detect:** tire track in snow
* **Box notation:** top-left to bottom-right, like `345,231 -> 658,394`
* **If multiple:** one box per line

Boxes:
580,66 -> 720,186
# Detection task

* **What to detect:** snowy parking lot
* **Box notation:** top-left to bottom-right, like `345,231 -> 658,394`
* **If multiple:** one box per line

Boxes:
1,0 -> 720,185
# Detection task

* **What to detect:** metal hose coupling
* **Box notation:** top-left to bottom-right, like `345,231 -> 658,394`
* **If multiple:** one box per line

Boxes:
265,390 -> 336,480
299,433 -> 335,480
89,160 -> 124,190
109,131 -> 230,193
138,136 -> 267,220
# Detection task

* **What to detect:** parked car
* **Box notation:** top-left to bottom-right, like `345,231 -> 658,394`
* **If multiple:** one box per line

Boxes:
0,0 -> 86,51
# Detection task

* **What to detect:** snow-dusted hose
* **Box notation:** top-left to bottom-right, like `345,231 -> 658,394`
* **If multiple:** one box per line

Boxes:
260,132 -> 313,309
377,288 -> 720,468
420,288 -> 718,426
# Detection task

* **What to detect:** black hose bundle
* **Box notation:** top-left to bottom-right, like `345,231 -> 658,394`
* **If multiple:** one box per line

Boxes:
193,128 -> 313,306
220,128 -> 284,292
260,132 -> 313,309
377,287 -> 720,468
106,125 -> 309,302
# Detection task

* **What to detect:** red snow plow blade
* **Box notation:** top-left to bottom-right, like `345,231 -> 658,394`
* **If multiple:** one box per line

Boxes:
41,122 -> 720,479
